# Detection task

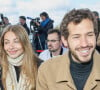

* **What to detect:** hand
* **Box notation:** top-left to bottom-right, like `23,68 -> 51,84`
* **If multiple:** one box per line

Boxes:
35,22 -> 40,26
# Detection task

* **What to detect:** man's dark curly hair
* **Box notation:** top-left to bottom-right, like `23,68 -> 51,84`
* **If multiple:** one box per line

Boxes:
60,8 -> 98,39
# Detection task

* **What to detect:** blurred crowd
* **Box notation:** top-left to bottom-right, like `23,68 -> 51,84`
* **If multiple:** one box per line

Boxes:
0,12 -> 54,52
0,11 -> 100,55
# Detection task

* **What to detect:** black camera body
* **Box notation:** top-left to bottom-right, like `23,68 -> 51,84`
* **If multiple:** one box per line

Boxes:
30,17 -> 40,29
27,17 -> 40,30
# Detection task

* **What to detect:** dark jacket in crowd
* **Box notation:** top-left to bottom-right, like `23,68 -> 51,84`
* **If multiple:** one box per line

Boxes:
38,18 -> 54,37
23,23 -> 30,35
96,18 -> 100,53
0,65 -> 3,90
37,18 -> 54,49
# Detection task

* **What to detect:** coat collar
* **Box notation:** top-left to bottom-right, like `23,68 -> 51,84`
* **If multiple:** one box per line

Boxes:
56,51 -> 100,90
84,52 -> 100,89
56,52 -> 76,89
93,52 -> 100,80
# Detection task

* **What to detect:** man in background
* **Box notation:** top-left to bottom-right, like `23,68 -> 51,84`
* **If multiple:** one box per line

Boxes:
0,16 -> 11,37
3,17 -> 11,26
39,29 -> 67,61
93,11 -> 100,53
19,16 -> 30,35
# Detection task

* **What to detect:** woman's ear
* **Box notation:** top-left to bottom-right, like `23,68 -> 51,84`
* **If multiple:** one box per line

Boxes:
61,36 -> 68,48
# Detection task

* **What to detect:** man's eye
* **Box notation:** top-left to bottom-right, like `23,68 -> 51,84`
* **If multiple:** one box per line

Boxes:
73,36 -> 79,39
51,40 -> 56,42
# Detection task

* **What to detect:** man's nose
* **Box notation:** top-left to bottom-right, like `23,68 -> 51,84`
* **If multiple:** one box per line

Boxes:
48,41 -> 52,45
80,36 -> 88,47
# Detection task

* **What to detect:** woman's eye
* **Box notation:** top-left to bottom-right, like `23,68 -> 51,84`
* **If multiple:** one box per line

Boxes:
4,42 -> 9,44
88,34 -> 94,36
14,40 -> 19,43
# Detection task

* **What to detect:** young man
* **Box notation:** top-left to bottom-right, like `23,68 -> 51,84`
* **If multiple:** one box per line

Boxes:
39,29 -> 67,61
36,9 -> 100,90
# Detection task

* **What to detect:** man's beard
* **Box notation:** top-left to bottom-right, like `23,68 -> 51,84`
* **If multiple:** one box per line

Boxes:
68,44 -> 95,63
49,48 -> 58,52
48,45 -> 59,52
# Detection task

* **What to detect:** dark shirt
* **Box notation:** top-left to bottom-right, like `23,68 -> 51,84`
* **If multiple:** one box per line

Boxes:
0,66 -> 3,90
23,23 -> 30,35
96,18 -> 100,53
37,19 -> 54,50
13,58 -> 43,82
14,66 -> 21,82
14,58 -> 43,82
96,45 -> 100,53
69,52 -> 93,90
50,47 -> 63,57
0,58 -> 43,90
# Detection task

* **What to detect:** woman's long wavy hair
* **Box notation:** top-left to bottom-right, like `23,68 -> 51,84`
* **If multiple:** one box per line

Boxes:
0,25 -> 38,90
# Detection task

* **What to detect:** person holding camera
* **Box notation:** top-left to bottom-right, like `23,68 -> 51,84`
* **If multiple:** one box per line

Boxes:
36,12 -> 54,50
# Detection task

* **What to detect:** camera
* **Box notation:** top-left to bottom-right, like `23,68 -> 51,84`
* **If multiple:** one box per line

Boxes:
30,17 -> 40,27
27,17 -> 40,30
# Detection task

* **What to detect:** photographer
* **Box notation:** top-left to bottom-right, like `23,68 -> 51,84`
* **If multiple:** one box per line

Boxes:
36,12 -> 54,50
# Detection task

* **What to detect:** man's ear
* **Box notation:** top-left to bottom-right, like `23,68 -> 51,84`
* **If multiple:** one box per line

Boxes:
61,36 -> 68,48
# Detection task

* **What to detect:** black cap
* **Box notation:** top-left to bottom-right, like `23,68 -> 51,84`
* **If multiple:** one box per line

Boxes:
19,16 -> 26,21
40,12 -> 49,18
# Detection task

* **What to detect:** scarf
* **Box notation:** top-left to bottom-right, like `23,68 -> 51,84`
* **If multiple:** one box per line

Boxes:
40,18 -> 50,27
6,54 -> 32,90
7,54 -> 23,66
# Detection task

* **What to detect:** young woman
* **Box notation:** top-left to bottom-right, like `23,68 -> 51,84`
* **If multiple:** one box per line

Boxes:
0,25 -> 42,90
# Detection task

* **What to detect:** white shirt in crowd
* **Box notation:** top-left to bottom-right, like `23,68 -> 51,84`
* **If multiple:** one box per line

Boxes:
39,47 -> 68,61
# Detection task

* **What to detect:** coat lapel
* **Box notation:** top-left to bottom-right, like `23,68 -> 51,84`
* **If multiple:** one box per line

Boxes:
84,52 -> 100,90
56,53 -> 77,90
55,52 -> 100,90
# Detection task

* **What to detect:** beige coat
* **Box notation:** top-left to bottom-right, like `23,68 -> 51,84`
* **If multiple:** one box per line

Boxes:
36,51 -> 100,90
